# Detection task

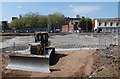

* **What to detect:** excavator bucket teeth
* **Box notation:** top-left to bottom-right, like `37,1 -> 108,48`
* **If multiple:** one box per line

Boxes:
6,54 -> 50,72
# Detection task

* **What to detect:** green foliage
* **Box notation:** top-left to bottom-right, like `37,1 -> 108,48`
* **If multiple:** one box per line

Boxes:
9,12 -> 65,30
48,12 -> 65,29
9,19 -> 20,29
77,17 -> 92,31
38,16 -> 47,27
0,22 -> 2,31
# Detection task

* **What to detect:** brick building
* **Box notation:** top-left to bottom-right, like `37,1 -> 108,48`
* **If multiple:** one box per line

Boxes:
62,17 -> 80,32
62,25 -> 75,32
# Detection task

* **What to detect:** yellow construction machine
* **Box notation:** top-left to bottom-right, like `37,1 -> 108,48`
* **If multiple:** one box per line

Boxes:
6,32 -> 55,72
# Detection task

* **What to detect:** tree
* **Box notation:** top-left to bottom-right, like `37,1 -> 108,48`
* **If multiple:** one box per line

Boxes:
86,18 -> 92,31
0,22 -> 2,31
9,12 -> 65,32
48,12 -> 65,32
9,12 -> 47,29
37,16 -> 47,27
9,19 -> 22,29
23,12 -> 41,28
77,17 -> 92,32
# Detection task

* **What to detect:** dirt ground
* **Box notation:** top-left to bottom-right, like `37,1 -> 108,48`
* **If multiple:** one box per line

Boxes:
2,49 -> 119,78
2,50 -> 97,78
91,45 -> 120,77
0,36 -> 15,42
1,34 -> 119,78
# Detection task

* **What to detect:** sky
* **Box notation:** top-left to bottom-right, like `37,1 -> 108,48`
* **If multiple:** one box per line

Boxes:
1,2 -> 119,22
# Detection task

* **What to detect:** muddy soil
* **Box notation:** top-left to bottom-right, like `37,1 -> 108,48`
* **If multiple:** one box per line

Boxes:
1,47 -> 119,78
0,36 -> 15,42
90,45 -> 119,77
2,50 -> 97,78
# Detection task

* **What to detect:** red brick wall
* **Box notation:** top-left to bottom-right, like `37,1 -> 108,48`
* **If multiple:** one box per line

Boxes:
62,25 -> 74,32
92,19 -> 96,32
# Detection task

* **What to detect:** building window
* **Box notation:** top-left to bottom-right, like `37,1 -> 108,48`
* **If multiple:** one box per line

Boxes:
75,22 -> 78,25
99,22 -> 101,26
71,23 -> 74,25
110,22 -> 113,26
116,22 -> 119,26
104,22 -> 107,26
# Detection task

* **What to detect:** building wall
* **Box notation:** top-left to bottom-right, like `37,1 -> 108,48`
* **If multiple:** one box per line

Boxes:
94,20 -> 98,30
2,21 -> 9,30
65,18 -> 80,25
93,18 -> 120,33
69,19 -> 80,25
12,17 -> 18,21
62,25 -> 74,32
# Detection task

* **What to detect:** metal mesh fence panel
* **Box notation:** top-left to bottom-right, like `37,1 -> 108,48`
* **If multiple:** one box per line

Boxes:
99,34 -> 119,58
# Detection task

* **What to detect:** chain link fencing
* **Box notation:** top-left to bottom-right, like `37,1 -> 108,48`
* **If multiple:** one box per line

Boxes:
99,34 -> 119,58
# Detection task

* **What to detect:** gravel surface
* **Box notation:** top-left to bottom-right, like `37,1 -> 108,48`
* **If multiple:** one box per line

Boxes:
0,36 -> 34,49
0,34 -> 119,53
49,34 -> 119,49
1,34 -> 119,77
0,36 -> 34,53
49,34 -> 99,48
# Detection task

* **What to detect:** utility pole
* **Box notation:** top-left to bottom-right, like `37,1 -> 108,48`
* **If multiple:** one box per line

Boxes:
68,17 -> 69,33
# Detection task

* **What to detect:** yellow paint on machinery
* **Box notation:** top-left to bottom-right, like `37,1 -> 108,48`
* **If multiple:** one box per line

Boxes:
34,32 -> 50,46
28,43 -> 43,55
6,31 -> 55,72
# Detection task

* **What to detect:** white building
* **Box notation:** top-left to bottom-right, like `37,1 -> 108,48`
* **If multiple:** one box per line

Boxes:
93,18 -> 120,33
